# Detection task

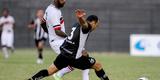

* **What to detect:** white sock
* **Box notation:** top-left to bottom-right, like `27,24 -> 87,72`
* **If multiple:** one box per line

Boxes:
2,47 -> 9,58
56,66 -> 74,77
82,69 -> 90,80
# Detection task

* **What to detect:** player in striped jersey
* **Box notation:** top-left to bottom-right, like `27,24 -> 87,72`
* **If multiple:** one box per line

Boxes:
28,9 -> 109,80
28,9 -> 48,64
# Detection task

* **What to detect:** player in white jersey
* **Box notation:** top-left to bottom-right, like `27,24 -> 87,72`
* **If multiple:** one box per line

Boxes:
40,0 -> 89,80
0,8 -> 15,59
28,9 -> 48,64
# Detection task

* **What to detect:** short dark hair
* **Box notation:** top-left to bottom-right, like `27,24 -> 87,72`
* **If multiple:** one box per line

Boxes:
2,8 -> 9,13
86,15 -> 98,23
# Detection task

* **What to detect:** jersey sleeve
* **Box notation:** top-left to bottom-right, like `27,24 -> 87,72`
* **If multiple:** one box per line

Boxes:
46,10 -> 61,30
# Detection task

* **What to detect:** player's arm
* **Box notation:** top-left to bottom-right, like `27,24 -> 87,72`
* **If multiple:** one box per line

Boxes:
40,18 -> 48,33
54,25 -> 67,38
75,9 -> 88,29
47,11 -> 67,38
28,20 -> 35,29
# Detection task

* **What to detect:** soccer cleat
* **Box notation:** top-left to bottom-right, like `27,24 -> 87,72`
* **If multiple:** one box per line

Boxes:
53,73 -> 62,80
37,59 -> 43,64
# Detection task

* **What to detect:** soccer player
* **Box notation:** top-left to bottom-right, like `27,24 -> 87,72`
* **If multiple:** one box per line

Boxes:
28,9 -> 48,64
0,8 -> 15,59
28,9 -> 109,80
40,0 -> 90,80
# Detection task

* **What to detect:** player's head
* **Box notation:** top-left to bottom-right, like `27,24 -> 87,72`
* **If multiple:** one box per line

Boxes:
36,9 -> 44,18
86,15 -> 99,31
2,8 -> 9,17
53,0 -> 66,8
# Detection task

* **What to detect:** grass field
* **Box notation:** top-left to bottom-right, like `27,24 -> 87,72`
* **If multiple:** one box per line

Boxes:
0,48 -> 160,80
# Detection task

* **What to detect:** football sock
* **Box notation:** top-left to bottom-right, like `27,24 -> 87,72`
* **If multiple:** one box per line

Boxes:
95,69 -> 109,80
82,69 -> 89,80
31,69 -> 49,80
38,49 -> 43,59
56,66 -> 74,77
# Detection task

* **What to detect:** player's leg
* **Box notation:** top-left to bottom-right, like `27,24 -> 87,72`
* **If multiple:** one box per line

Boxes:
50,40 -> 74,80
82,69 -> 89,80
1,32 -> 9,58
28,64 -> 58,80
35,39 -> 44,64
2,46 -> 9,58
28,54 -> 68,80
7,32 -> 14,53
37,40 -> 44,64
92,61 -> 109,80
81,50 -> 90,80
54,65 -> 74,79
72,56 -> 109,80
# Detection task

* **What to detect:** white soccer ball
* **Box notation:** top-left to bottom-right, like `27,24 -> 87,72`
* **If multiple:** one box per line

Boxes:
138,77 -> 149,80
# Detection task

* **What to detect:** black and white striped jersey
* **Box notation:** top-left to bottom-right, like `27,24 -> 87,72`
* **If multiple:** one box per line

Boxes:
60,23 -> 91,59
34,18 -> 48,40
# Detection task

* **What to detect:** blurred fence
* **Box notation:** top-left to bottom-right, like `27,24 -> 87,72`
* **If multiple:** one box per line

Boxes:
0,0 -> 160,52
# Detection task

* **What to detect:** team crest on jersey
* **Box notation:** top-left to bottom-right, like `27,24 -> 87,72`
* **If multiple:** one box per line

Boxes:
89,58 -> 95,64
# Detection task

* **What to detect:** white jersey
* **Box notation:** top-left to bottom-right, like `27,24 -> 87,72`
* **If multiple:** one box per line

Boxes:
43,4 -> 65,54
34,18 -> 48,40
44,4 -> 65,42
0,15 -> 15,47
0,15 -> 15,33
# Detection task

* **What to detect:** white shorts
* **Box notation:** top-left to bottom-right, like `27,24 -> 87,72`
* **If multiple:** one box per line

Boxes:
1,31 -> 14,47
50,39 -> 65,55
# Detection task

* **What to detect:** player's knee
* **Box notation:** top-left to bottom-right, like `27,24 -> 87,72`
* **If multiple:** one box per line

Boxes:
92,62 -> 102,71
38,42 -> 44,49
47,64 -> 59,75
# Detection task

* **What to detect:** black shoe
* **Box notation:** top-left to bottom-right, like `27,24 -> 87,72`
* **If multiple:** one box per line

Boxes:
27,78 -> 33,80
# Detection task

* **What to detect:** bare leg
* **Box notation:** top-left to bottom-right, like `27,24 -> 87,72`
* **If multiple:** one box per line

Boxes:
92,61 -> 109,80
28,64 -> 59,80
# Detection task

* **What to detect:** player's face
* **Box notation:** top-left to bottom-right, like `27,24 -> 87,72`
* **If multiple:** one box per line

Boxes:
3,10 -> 9,17
36,10 -> 44,18
54,0 -> 66,8
90,20 -> 99,31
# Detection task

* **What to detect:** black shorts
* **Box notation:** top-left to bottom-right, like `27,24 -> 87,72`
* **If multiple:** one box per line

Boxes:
35,38 -> 47,47
54,54 -> 96,70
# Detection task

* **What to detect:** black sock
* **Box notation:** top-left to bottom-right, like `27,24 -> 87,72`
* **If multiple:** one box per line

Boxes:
95,69 -> 109,80
38,49 -> 43,59
31,69 -> 49,80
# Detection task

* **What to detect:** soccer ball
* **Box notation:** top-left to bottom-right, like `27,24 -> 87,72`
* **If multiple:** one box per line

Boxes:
138,77 -> 149,80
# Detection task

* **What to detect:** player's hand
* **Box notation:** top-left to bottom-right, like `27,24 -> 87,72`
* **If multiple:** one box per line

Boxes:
75,9 -> 86,18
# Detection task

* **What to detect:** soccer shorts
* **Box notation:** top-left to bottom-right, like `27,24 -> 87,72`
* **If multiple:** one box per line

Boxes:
49,39 -> 65,55
1,31 -> 14,47
54,54 -> 96,70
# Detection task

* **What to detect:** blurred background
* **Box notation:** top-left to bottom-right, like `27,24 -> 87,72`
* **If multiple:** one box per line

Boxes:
0,0 -> 160,52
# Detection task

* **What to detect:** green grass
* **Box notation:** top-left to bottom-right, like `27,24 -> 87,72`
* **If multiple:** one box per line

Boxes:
0,49 -> 160,80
